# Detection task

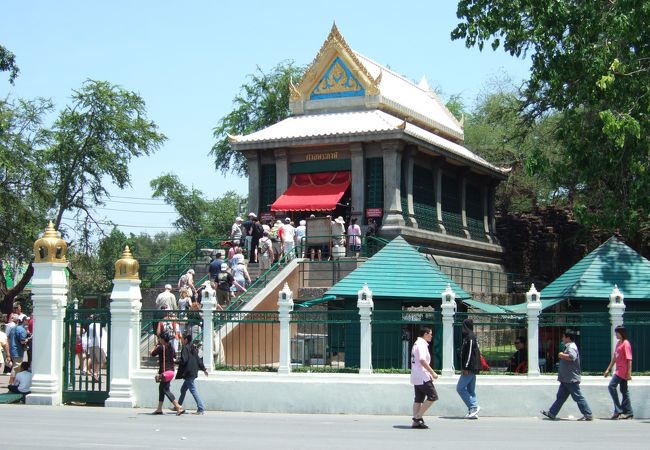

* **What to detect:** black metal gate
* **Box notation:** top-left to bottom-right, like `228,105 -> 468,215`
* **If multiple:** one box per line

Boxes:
62,305 -> 111,404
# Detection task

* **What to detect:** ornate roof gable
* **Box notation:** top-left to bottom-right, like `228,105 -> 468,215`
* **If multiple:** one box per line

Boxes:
290,23 -> 379,103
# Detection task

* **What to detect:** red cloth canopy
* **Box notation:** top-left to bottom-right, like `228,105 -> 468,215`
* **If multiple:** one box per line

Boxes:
271,171 -> 350,212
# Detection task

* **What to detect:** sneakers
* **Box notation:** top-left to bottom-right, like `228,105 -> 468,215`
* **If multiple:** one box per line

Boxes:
610,412 -> 621,420
541,410 -> 557,420
577,415 -> 593,421
467,406 -> 481,419
411,418 -> 429,429
619,413 -> 634,420
193,410 -> 205,415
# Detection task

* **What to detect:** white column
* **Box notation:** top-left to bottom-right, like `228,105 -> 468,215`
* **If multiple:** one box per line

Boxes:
201,285 -> 217,372
357,283 -> 374,375
440,284 -> 456,377
608,285 -> 626,362
26,262 -> 67,405
526,284 -> 542,377
277,283 -> 294,375
105,278 -> 142,408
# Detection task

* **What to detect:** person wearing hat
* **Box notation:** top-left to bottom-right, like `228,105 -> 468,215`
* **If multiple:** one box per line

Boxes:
295,219 -> 307,256
156,284 -> 177,310
270,220 -> 283,259
280,217 -> 296,261
332,216 -> 346,248
258,231 -> 274,272
178,269 -> 197,300
215,263 -> 245,307
231,217 -> 244,245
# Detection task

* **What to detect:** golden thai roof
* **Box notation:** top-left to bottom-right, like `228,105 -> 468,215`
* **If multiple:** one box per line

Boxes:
114,245 -> 140,280
33,221 -> 67,263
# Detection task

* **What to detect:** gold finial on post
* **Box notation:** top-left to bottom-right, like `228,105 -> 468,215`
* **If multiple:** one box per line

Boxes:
33,221 -> 68,263
114,245 -> 140,280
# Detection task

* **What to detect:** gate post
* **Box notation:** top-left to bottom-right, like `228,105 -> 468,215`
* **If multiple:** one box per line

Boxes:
106,246 -> 141,408
357,283 -> 373,375
608,285 -> 626,363
26,222 -> 68,406
526,284 -> 542,377
277,283 -> 294,375
440,284 -> 456,377
201,284 -> 217,372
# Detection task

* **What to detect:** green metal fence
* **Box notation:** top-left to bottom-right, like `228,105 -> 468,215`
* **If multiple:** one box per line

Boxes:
212,310 -> 279,371
140,308 -> 203,369
454,312 -> 527,373
539,312 -> 612,373
622,311 -> 650,372
290,308 -> 359,372
63,305 -> 111,404
372,309 -> 442,371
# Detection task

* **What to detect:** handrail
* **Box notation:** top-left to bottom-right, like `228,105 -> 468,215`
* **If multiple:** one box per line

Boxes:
226,251 -> 293,311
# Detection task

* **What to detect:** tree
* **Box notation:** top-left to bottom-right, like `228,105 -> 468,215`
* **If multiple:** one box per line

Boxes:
0,80 -> 166,313
151,173 -> 244,239
461,76 -> 565,213
211,61 -> 306,176
48,80 -> 167,229
0,44 -> 19,84
0,98 -> 53,312
452,0 -> 650,237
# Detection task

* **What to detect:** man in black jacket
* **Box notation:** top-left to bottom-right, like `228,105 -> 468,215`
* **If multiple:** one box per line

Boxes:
456,318 -> 482,419
176,334 -> 208,415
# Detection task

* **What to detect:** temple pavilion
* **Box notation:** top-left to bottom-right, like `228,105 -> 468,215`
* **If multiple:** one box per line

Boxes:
230,25 -> 509,269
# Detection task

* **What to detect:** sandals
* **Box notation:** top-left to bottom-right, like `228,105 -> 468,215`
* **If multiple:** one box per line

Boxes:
150,411 -> 164,415
176,408 -> 186,416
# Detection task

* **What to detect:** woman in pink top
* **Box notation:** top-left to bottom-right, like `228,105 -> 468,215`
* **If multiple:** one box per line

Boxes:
603,326 -> 633,419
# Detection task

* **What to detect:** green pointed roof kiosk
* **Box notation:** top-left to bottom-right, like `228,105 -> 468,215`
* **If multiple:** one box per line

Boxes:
493,236 -> 650,371
324,236 -> 472,369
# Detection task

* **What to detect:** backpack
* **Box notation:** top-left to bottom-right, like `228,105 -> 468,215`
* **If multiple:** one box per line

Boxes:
178,274 -> 188,289
270,226 -> 279,241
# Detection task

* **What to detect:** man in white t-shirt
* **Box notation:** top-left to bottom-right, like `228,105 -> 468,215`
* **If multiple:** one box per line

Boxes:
280,218 -> 296,261
410,327 -> 439,429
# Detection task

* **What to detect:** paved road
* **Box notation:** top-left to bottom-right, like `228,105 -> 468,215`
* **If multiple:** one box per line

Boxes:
1,404 -> 648,450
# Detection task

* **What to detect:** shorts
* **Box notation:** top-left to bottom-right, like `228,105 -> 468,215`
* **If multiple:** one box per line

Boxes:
413,380 -> 438,403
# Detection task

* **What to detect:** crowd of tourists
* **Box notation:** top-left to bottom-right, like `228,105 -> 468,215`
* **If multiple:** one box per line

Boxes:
1,302 -> 33,401
230,212 -> 378,265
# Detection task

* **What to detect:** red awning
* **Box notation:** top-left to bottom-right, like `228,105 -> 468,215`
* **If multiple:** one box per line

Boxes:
271,171 -> 351,212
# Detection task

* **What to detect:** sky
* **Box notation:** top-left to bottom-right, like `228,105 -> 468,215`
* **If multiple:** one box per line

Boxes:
1,1 -> 531,237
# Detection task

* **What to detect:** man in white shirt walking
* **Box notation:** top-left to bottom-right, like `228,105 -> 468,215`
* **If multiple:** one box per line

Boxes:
410,327 -> 439,429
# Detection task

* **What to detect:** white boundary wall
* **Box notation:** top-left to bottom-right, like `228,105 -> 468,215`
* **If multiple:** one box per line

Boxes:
130,372 -> 650,418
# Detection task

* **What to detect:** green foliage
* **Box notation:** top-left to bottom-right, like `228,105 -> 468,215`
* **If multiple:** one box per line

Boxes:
1,80 -> 165,309
0,44 -> 19,84
452,0 -> 650,236
457,76 -> 564,213
211,61 -> 306,176
0,98 -> 54,260
151,173 -> 245,239
48,80 -> 167,228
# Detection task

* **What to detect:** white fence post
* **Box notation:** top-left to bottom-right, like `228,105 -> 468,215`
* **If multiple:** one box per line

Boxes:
357,283 -> 374,375
608,284 -> 626,365
201,285 -> 217,372
26,222 -> 68,406
440,284 -> 456,377
526,284 -> 542,377
106,246 -> 142,408
277,283 -> 294,375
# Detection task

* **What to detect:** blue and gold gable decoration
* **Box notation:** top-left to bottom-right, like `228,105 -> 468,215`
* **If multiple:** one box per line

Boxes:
310,56 -> 365,99
290,23 -> 379,104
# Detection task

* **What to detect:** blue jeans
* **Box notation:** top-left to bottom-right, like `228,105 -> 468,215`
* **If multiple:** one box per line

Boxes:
549,382 -> 592,418
456,372 -> 478,410
608,374 -> 632,415
178,377 -> 205,412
